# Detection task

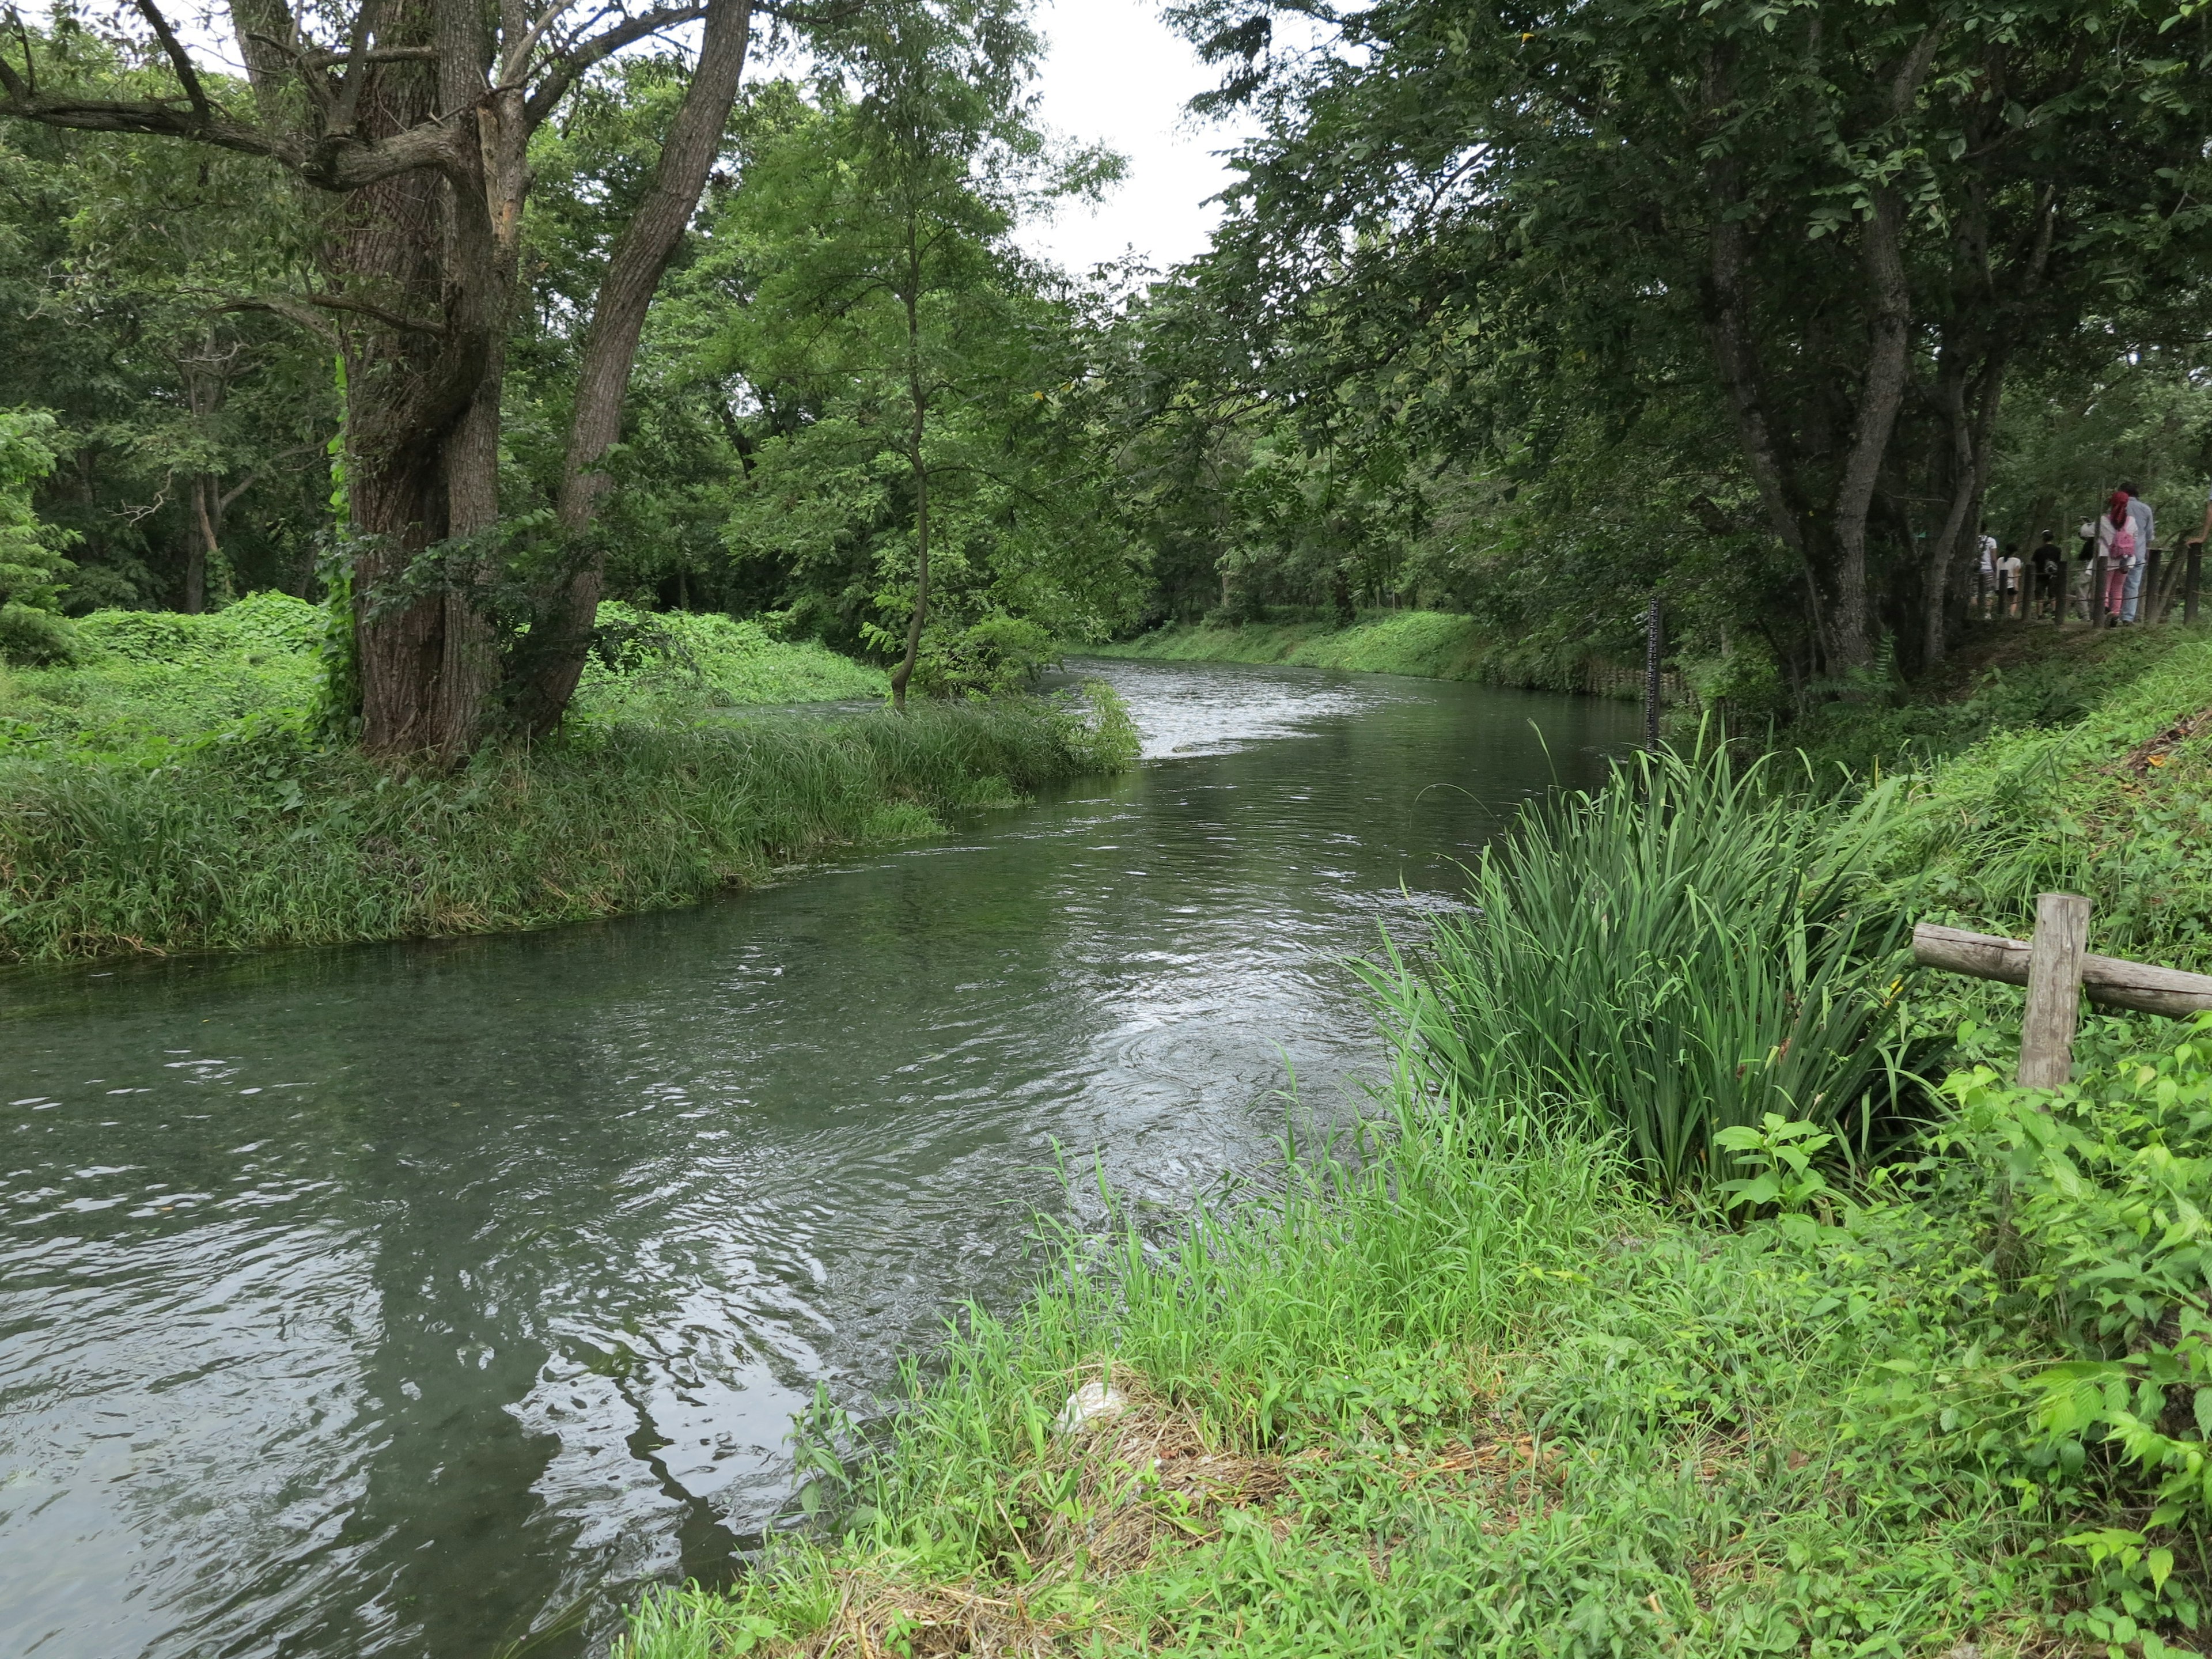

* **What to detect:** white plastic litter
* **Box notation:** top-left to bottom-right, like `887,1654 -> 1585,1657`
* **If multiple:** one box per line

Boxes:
1056,1379 -> 1128,1435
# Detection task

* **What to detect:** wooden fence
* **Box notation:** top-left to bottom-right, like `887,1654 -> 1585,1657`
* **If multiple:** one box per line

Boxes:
1912,893 -> 2212,1086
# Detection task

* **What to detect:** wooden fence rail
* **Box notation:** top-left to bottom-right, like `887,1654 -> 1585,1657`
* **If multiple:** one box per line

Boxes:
1912,895 -> 2212,1086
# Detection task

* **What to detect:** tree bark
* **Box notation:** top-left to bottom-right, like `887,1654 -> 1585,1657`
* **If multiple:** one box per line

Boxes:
512,0 -> 756,737
889,232 -> 929,712
186,476 -> 215,613
1830,186 -> 1912,673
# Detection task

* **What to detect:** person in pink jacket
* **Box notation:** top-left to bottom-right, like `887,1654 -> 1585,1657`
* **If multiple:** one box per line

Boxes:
2097,490 -> 2138,626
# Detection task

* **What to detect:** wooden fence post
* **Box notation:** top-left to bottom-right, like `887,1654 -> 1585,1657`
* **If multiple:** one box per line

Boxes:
1643,597 -> 1661,748
2018,892 -> 2092,1088
2188,544 -> 2203,625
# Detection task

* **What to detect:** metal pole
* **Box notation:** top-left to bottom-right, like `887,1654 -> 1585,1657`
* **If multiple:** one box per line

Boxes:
1644,597 -> 1661,749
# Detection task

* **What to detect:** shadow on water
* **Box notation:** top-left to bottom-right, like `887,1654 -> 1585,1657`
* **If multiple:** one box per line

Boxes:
0,658 -> 1639,1659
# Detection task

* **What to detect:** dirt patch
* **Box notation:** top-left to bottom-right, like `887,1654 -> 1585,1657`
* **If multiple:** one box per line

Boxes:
2115,703 -> 2212,778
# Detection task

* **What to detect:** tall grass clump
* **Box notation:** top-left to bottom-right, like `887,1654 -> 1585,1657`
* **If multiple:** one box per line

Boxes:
1373,743 -> 1913,1194
0,689 -> 1135,964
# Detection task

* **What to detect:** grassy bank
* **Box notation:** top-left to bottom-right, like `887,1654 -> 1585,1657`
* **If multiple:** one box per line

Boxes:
1092,611 -> 1623,694
0,593 -> 888,760
628,1029 -> 2212,1659
0,594 -> 1132,965
620,646 -> 2212,1659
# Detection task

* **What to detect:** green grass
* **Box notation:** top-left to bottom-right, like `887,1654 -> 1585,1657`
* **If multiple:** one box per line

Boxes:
0,592 -> 889,762
617,1013 -> 2212,1659
0,691 -> 1135,965
1092,611 -> 1624,694
0,593 -> 1133,964
1868,629 -> 2212,974
1791,621 -> 2206,777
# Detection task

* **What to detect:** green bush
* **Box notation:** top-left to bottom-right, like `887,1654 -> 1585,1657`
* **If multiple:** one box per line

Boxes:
1371,743 -> 1915,1194
1916,1020 -> 2212,1645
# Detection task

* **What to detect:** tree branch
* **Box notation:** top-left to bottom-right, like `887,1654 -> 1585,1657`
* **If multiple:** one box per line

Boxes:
525,2 -> 706,125
130,0 -> 214,126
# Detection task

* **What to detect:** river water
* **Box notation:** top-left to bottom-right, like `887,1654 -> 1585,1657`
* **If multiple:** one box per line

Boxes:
0,659 -> 1637,1659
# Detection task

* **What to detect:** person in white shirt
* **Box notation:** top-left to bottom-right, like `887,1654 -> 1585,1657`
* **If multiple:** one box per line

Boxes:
1998,548 -> 2025,617
1978,530 -> 1998,616
2118,481 -> 2154,622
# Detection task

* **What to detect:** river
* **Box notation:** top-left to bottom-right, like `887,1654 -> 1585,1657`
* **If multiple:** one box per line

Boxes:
0,658 -> 1637,1659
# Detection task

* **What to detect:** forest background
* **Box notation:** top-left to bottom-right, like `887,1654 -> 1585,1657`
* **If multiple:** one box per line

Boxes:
2,0 -> 2211,747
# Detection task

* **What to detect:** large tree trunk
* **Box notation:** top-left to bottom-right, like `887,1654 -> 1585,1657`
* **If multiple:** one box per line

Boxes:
185,476 -> 215,613
336,21 -> 491,761
1831,187 -> 1912,673
512,0 -> 756,737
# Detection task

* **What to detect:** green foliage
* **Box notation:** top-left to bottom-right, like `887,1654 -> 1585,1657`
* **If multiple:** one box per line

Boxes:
1371,743 -> 1915,1194
1716,1115 -> 1839,1232
0,30 -> 334,609
1884,1022 -> 2212,1645
699,27 -> 1137,672
0,407 -> 78,662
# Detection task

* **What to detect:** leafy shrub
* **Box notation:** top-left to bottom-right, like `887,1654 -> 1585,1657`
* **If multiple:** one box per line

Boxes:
1371,743 -> 1916,1194
1880,1020 -> 2212,1646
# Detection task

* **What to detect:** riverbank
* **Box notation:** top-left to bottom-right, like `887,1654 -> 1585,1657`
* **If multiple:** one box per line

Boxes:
620,639 -> 2212,1658
1092,611 -> 1623,694
0,595 -> 1135,965
626,1039 -> 2205,1658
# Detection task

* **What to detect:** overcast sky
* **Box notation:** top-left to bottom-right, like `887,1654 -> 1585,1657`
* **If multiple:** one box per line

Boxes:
1016,1 -> 1250,276
140,0 -> 1250,276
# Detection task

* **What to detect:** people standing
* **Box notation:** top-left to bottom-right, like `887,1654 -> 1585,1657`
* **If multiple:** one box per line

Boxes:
2097,490 -> 2138,626
2032,532 -> 2063,619
1998,544 -> 2024,618
2119,481 -> 2155,623
1977,527 -> 1998,616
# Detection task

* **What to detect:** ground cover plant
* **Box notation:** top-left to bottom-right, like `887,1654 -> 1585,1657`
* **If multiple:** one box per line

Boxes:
1873,631 -> 2212,976
0,593 -> 890,760
1374,745 -> 1915,1194
0,592 -> 1134,964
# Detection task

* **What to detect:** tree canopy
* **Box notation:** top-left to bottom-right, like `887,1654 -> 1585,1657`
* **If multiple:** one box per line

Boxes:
4,0 -> 2211,740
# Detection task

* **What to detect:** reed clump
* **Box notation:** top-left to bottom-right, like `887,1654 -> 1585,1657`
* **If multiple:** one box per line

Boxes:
1370,744 -> 1916,1194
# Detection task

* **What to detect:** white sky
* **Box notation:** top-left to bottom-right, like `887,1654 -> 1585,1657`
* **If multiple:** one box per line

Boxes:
1017,0 -> 1251,276
89,0 -> 1249,275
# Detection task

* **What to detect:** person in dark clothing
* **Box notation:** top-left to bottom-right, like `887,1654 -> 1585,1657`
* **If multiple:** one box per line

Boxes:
2032,532 -> 2064,618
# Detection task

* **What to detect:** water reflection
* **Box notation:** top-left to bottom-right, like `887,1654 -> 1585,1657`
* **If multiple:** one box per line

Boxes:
0,659 -> 1638,1658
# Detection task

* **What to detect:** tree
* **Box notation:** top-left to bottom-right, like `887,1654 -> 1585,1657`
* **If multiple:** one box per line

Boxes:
1,0 -> 761,757
707,6 -> 1132,705
0,406 -> 76,660
1169,0 -> 2212,680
